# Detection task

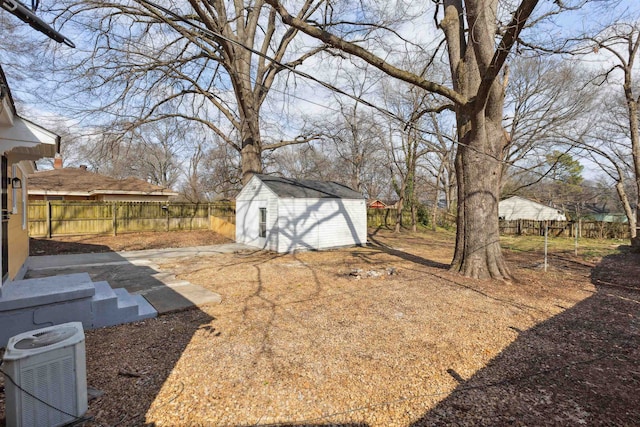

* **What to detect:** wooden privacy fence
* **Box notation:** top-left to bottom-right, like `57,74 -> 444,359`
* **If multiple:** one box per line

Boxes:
499,219 -> 630,240
28,201 -> 236,238
28,201 -> 630,241
367,208 -> 456,229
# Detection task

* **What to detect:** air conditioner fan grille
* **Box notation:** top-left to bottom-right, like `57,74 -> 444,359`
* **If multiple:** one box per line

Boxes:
14,326 -> 78,349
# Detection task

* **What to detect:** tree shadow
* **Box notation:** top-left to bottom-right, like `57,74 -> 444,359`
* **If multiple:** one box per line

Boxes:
409,252 -> 640,425
0,248 -> 216,426
29,237 -> 114,255
366,233 -> 450,270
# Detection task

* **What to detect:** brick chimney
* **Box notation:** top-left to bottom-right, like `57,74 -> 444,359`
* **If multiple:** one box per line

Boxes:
53,153 -> 63,169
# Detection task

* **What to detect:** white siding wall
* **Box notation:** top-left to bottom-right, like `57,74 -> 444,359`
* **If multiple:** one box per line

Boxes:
276,198 -> 367,253
235,178 -> 278,250
499,197 -> 566,221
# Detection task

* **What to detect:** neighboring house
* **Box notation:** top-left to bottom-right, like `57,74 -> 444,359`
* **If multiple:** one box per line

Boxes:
590,213 -> 628,223
0,67 -> 58,283
0,67 -> 156,347
499,196 -> 567,221
236,174 -> 367,253
580,203 -> 629,223
368,199 -> 399,209
368,199 -> 388,209
28,158 -> 178,202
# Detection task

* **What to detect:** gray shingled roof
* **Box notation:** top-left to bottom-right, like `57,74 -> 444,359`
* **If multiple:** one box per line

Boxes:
255,174 -> 364,199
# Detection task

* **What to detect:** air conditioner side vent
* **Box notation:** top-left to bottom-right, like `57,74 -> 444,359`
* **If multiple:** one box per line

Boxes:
3,322 -> 88,427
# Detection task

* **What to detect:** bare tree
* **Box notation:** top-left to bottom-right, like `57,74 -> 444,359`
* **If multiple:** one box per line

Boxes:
502,56 -> 595,190
419,112 -> 457,231
265,0 -> 571,279
585,23 -> 640,250
46,0 -> 325,184
582,93 -> 638,238
380,81 -> 437,232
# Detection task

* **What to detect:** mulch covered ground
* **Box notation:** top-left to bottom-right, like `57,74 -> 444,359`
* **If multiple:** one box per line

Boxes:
1,229 -> 638,426
29,230 -> 232,255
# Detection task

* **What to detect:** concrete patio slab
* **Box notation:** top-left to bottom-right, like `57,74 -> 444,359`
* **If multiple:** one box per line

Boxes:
24,243 -> 252,314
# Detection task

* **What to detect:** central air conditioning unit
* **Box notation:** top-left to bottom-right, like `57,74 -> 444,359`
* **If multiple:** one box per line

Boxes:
2,322 -> 88,427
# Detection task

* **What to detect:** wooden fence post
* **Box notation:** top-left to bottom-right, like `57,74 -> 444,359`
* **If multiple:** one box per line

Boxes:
46,200 -> 51,238
166,202 -> 170,232
112,201 -> 117,236
544,220 -> 548,272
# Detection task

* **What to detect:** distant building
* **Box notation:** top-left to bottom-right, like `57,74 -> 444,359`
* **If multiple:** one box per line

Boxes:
368,199 -> 387,209
499,196 -> 566,221
236,174 -> 367,252
28,157 -> 178,202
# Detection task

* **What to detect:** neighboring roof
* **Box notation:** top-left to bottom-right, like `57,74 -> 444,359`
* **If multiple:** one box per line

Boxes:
589,213 -> 629,223
368,199 -> 388,207
254,174 -> 363,199
499,196 -> 566,221
0,65 -> 17,121
28,167 -> 178,197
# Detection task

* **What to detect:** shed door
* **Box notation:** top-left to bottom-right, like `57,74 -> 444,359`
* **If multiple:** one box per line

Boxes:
237,200 -> 268,248
258,206 -> 267,247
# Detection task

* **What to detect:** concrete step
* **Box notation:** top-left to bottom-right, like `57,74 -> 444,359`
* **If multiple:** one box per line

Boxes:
92,284 -> 157,328
91,281 -> 119,328
0,273 -> 95,311
133,294 -> 157,320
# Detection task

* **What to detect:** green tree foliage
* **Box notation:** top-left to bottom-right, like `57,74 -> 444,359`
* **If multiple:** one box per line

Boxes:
545,150 -> 584,185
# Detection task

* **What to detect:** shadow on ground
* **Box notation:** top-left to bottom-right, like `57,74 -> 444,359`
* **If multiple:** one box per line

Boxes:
410,252 -> 640,426
366,232 -> 450,270
29,238 -> 114,255
0,247 -> 215,426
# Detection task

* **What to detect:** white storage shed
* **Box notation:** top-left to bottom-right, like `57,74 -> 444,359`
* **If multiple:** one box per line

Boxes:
236,174 -> 367,252
499,196 -> 566,221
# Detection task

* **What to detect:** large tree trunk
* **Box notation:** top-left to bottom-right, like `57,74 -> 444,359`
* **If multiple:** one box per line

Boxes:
627,96 -> 640,250
265,0 -> 538,280
451,111 -> 510,280
239,93 -> 263,185
615,181 -> 636,239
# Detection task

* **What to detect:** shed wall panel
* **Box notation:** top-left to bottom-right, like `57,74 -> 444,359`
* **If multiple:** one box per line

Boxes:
276,199 -> 320,252
276,198 -> 366,253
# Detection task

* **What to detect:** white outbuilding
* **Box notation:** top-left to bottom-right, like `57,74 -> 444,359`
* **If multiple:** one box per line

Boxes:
498,196 -> 567,221
235,174 -> 367,252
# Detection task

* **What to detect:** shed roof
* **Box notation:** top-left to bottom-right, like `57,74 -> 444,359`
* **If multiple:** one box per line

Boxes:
28,167 -> 178,196
255,174 -> 363,199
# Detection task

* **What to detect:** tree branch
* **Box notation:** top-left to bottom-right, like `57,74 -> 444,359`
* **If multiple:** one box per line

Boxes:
264,0 -> 467,105
475,0 -> 539,110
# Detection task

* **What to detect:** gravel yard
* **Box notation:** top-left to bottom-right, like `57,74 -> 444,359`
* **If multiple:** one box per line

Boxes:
2,229 -> 639,426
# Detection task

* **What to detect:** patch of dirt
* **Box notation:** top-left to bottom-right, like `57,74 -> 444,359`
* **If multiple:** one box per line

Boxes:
2,229 -> 638,426
29,230 -> 232,256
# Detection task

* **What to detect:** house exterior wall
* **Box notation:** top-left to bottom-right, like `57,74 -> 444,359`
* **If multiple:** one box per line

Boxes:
235,177 -> 278,250
7,163 -> 29,281
276,198 -> 367,253
29,194 -> 171,202
29,194 -> 92,201
100,194 -> 172,202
